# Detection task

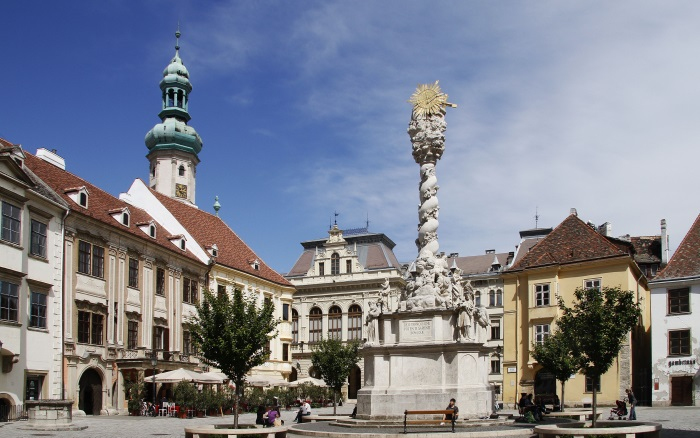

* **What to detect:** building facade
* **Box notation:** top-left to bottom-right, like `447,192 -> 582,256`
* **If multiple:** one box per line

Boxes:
649,214 -> 700,406
0,142 -> 68,414
502,211 -> 652,408
285,225 -> 404,399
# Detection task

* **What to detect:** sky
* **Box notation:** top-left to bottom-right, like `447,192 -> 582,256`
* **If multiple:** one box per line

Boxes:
3,1 -> 700,274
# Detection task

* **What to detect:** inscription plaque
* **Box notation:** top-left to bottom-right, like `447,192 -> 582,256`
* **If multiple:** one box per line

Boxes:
401,319 -> 433,341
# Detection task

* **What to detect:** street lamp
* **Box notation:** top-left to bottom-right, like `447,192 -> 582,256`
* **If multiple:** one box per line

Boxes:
150,349 -> 158,416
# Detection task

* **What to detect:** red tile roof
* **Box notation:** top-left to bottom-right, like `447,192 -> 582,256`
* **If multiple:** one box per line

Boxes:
22,153 -> 203,264
146,186 -> 291,287
508,214 -> 629,271
654,213 -> 700,280
450,252 -> 510,275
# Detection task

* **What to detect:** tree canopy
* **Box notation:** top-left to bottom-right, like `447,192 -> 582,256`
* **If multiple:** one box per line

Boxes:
189,288 -> 279,427
310,337 -> 362,414
556,286 -> 641,425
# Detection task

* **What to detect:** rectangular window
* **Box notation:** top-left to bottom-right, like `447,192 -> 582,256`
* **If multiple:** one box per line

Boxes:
1,201 -> 21,244
217,284 -> 226,297
535,284 -> 550,307
92,246 -> 104,278
128,258 -> 139,288
91,313 -> 103,345
78,241 -> 91,274
283,303 -> 289,321
584,278 -> 601,291
183,278 -> 190,303
535,324 -> 550,344
346,260 -> 352,274
153,326 -> 165,350
0,280 -> 19,321
585,375 -> 601,393
490,320 -> 501,340
25,375 -> 44,401
668,288 -> 690,315
156,268 -> 165,296
29,291 -> 47,328
30,220 -> 47,257
491,357 -> 501,374
190,280 -> 198,304
127,321 -> 138,350
78,311 -> 91,343
77,240 -> 104,278
669,329 -> 691,356
319,262 -> 325,276
282,343 -> 289,362
292,311 -> 299,343
182,331 -> 191,355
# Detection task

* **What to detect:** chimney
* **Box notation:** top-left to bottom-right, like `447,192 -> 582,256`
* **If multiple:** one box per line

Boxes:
485,249 -> 495,254
570,208 -> 577,216
661,219 -> 669,265
36,148 -> 66,170
597,222 -> 612,236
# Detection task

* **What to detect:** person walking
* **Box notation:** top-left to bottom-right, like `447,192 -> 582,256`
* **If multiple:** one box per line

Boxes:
626,389 -> 637,420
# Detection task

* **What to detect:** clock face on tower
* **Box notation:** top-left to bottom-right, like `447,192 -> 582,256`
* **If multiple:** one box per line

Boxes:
175,183 -> 188,199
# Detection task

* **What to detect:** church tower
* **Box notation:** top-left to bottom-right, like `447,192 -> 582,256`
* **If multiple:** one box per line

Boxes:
145,29 -> 202,205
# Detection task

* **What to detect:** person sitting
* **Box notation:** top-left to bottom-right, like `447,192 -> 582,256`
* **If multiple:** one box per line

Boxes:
294,400 -> 311,423
441,398 -> 459,425
522,394 -> 543,421
267,406 -> 281,427
255,405 -> 266,425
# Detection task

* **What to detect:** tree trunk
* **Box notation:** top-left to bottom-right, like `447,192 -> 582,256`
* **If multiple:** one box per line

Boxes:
333,389 -> 338,415
591,381 -> 597,428
233,384 -> 241,429
560,380 -> 566,412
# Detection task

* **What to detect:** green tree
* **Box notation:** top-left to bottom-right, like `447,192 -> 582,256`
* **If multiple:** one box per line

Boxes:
557,286 -> 641,426
532,330 -> 579,412
123,377 -> 146,415
189,288 -> 279,427
310,338 -> 362,415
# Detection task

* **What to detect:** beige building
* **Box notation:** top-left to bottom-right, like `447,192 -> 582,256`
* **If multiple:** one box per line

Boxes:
502,211 -> 652,408
285,224 -> 404,399
0,142 -> 68,415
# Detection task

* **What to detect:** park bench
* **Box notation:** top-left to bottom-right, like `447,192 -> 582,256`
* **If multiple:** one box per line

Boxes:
184,424 -> 288,438
544,410 -> 602,421
403,409 -> 456,433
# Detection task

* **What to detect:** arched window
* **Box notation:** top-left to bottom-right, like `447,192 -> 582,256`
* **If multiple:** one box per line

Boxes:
292,309 -> 299,343
348,304 -> 362,341
489,290 -> 496,307
177,90 -> 184,108
496,289 -> 503,307
475,291 -> 481,307
122,213 -> 129,226
331,253 -> 340,275
178,165 -> 185,177
167,89 -> 175,107
328,306 -> 342,340
149,225 -> 156,238
79,192 -> 87,207
309,307 -> 322,343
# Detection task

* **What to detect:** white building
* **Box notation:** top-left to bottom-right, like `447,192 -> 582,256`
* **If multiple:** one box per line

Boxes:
285,224 -> 404,399
0,141 -> 68,416
649,215 -> 699,406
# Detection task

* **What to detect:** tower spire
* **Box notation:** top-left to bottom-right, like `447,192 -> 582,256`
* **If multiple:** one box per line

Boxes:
175,23 -> 181,57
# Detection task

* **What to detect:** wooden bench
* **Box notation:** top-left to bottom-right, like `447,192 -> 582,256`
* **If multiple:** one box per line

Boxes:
403,409 -> 456,433
544,410 -> 602,421
184,424 -> 288,438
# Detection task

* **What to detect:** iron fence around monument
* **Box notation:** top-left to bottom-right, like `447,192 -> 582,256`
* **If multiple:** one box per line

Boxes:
0,403 -> 27,422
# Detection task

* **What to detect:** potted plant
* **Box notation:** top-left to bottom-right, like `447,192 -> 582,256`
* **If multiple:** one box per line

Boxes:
173,381 -> 197,419
123,378 -> 145,415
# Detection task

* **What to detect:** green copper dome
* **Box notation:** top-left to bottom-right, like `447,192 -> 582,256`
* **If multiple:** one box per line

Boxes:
145,29 -> 203,156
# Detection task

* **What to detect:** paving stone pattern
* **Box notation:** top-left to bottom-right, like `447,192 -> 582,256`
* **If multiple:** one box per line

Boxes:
1,405 -> 699,438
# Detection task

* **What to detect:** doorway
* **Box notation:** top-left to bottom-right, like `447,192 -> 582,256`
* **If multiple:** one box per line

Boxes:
671,376 -> 693,406
534,370 -> 556,396
78,368 -> 103,415
348,365 -> 361,399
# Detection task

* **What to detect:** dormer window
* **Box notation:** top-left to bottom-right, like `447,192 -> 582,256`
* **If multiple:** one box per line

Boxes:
136,221 -> 157,239
250,259 -> 260,271
109,208 -> 131,227
168,234 -> 186,251
178,165 -> 185,177
65,187 -> 89,209
206,244 -> 219,258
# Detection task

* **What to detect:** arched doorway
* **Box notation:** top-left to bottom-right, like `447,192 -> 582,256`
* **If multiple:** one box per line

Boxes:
0,397 -> 11,422
79,368 -> 103,415
534,369 -> 556,396
348,365 -> 361,399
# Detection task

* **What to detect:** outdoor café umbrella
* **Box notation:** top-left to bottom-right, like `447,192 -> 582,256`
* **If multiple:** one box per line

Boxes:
144,368 -> 223,384
245,375 -> 291,387
288,376 -> 327,387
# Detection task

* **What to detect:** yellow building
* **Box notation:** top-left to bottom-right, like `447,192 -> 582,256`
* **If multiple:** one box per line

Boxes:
502,212 -> 651,408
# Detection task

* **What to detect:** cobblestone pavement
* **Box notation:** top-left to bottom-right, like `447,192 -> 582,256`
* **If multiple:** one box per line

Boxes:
2,405 -> 699,438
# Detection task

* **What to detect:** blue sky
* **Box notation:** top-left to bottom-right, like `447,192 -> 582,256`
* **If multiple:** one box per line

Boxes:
3,1 -> 700,273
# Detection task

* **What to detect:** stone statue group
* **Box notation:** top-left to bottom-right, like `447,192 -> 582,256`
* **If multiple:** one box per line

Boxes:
363,260 -> 491,345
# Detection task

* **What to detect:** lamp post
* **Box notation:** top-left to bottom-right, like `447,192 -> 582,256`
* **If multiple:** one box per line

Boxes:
150,349 -> 157,416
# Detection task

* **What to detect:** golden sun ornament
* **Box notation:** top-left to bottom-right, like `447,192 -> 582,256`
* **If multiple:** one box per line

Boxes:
409,81 -> 456,117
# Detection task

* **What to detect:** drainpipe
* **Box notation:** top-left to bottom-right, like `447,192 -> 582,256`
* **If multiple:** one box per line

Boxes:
514,275 -> 519,409
60,208 -> 70,401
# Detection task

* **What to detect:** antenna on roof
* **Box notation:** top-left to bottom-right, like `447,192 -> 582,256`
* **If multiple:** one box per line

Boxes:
534,206 -> 539,228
